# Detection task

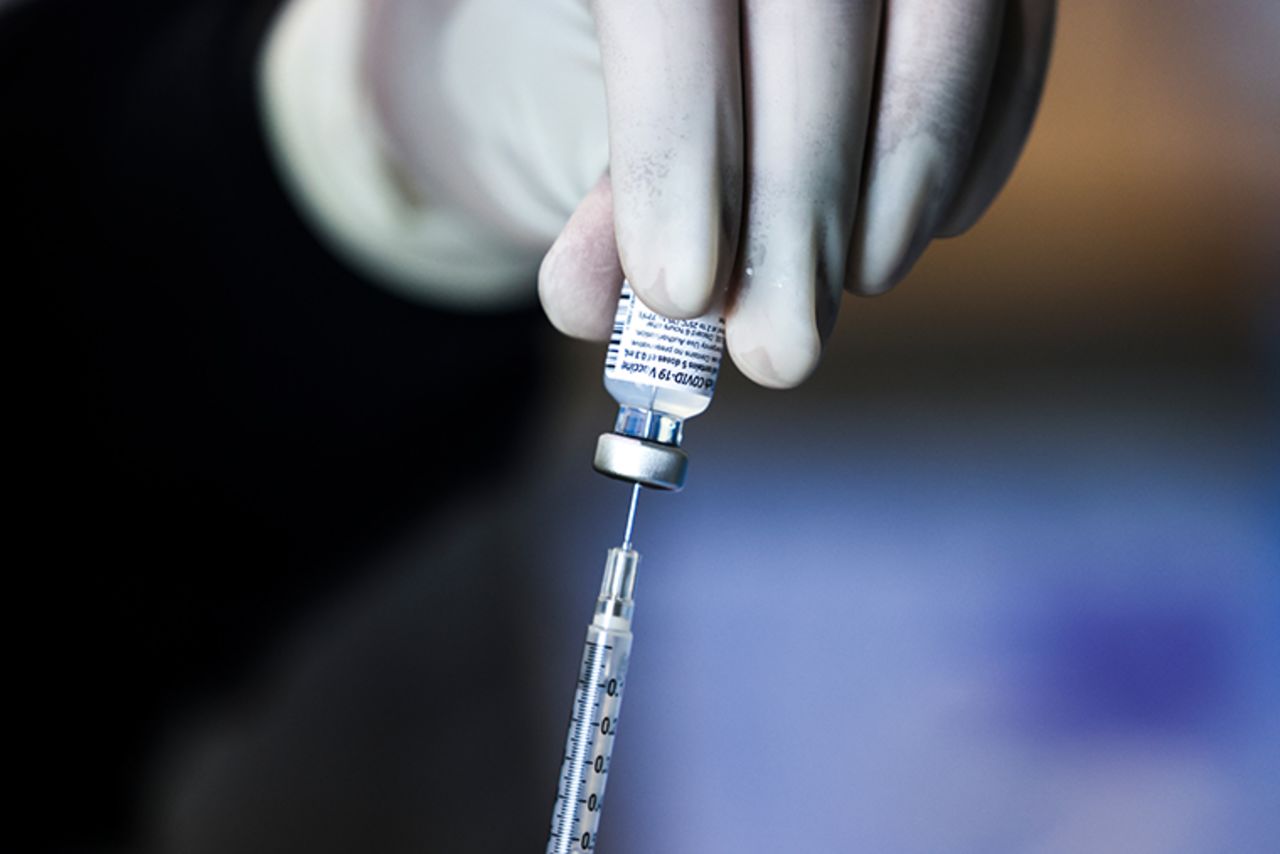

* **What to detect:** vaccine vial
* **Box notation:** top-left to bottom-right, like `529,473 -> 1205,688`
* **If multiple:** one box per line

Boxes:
593,281 -> 726,490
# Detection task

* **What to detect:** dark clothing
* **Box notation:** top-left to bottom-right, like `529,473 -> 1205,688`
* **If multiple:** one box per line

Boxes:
3,1 -> 544,848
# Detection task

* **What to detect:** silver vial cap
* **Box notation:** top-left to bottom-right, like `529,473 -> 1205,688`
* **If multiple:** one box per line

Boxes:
593,433 -> 688,491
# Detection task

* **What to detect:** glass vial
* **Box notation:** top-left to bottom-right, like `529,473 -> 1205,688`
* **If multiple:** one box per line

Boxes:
594,281 -> 726,490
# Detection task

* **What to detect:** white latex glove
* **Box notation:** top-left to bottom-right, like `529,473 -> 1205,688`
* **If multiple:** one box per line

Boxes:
309,0 -> 1054,387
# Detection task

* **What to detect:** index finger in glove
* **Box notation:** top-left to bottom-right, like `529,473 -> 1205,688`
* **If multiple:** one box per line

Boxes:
590,0 -> 744,318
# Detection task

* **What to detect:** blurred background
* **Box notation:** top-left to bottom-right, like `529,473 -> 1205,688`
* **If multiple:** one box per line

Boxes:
6,1 -> 1277,853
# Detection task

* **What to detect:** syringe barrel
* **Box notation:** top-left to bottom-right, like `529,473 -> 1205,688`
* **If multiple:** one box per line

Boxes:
546,623 -> 632,854
546,547 -> 640,854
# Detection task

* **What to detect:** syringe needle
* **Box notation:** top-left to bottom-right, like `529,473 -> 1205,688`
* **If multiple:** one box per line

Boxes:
621,483 -> 641,549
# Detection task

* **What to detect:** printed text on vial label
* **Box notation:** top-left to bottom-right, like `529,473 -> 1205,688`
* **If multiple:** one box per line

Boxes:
606,302 -> 724,396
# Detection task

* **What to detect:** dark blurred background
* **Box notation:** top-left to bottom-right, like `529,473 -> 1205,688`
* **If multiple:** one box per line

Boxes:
5,1 -> 1277,853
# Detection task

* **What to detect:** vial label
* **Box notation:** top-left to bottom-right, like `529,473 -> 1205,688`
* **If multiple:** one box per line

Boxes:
604,281 -> 725,398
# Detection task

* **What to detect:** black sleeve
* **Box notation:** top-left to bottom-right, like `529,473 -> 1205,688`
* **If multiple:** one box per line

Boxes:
2,1 -> 547,848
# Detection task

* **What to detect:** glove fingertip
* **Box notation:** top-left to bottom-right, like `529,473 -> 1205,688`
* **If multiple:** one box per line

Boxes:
625,252 -> 718,320
537,248 -> 615,341
538,176 -> 622,341
725,311 -> 822,390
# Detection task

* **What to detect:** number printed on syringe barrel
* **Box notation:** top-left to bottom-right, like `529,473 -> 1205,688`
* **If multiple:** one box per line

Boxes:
546,547 -> 638,854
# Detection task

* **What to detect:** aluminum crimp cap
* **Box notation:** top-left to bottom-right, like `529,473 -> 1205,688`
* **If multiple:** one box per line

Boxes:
593,432 -> 688,491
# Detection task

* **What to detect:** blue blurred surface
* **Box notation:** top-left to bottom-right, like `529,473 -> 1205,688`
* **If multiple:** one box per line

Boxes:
534,377 -> 1279,854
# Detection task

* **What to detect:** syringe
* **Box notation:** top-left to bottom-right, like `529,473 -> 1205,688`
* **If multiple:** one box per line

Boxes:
545,487 -> 641,854
546,281 -> 724,852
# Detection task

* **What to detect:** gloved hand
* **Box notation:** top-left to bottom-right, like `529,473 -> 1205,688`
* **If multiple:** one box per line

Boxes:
354,0 -> 1055,387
